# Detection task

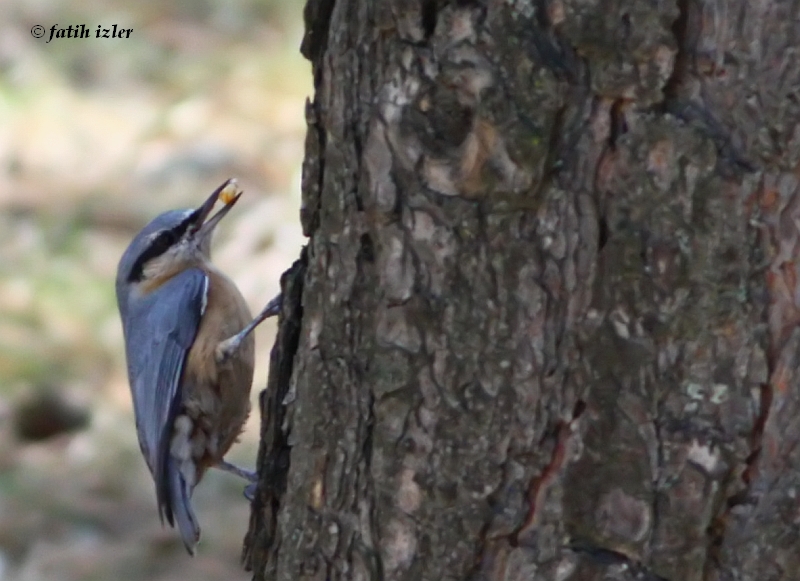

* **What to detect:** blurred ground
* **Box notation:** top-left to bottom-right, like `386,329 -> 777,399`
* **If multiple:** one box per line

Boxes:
0,1 -> 309,579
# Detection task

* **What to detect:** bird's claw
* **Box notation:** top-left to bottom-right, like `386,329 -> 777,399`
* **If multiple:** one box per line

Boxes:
215,293 -> 283,363
215,459 -> 257,482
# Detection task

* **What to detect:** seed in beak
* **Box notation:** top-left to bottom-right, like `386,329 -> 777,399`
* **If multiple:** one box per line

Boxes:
220,179 -> 242,205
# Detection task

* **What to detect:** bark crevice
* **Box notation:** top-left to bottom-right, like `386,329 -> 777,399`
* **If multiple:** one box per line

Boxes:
243,251 -> 308,573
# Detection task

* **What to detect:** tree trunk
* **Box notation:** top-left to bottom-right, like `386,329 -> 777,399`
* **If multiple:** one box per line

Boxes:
244,1 -> 800,580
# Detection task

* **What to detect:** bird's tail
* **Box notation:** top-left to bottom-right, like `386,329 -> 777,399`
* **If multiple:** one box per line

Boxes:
167,460 -> 200,555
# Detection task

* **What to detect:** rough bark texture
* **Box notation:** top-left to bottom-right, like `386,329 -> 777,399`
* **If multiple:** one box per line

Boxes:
244,1 -> 800,580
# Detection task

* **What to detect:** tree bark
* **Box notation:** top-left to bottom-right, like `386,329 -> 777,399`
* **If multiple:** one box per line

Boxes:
244,1 -> 800,580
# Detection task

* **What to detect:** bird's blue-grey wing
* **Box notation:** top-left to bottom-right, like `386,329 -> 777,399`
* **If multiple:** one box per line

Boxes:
120,267 -> 207,530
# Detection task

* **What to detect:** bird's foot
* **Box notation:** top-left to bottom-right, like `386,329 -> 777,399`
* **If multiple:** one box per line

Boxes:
215,459 -> 257,482
214,460 -> 258,501
216,293 -> 282,363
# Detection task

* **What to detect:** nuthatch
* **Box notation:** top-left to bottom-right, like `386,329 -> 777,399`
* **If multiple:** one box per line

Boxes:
115,179 -> 280,554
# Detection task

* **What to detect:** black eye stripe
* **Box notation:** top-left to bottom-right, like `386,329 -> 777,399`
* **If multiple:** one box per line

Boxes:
126,216 -> 196,282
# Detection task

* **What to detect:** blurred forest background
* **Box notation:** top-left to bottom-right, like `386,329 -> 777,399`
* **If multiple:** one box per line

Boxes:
0,1 -> 308,579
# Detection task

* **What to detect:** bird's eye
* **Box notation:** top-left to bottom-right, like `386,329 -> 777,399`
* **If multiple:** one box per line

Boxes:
157,230 -> 178,249
126,229 -> 182,283
145,231 -> 176,258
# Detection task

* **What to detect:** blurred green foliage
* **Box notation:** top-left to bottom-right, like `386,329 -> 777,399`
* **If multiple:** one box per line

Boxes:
0,0 -> 308,578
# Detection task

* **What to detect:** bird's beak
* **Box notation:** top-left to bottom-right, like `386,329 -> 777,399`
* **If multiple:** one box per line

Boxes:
189,179 -> 243,239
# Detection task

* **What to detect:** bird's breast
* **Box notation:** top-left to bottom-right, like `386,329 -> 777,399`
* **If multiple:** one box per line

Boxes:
190,267 -> 254,374
180,266 -> 255,468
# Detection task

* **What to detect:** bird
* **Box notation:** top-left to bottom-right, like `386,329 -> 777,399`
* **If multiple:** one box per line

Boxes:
115,179 -> 281,554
